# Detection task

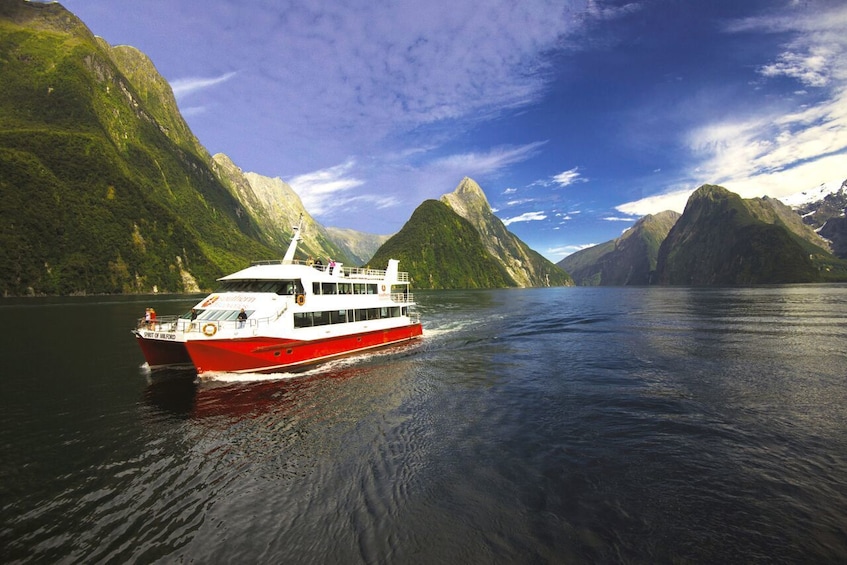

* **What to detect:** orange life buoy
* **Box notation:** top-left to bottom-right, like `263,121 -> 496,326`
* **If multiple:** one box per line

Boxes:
381,284 -> 386,292
296,294 -> 306,306
202,323 -> 217,337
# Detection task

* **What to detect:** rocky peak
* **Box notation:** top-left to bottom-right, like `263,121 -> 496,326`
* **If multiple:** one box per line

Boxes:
440,177 -> 492,224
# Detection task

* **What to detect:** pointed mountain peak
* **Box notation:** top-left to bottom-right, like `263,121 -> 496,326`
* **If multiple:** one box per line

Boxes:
440,177 -> 492,222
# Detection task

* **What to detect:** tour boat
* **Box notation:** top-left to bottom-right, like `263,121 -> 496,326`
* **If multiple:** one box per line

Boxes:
132,220 -> 423,375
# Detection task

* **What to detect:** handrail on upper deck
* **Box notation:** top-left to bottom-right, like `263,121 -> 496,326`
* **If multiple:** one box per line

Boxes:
249,259 -> 409,282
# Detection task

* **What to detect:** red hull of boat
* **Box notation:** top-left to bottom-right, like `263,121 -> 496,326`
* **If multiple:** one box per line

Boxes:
185,323 -> 423,374
134,332 -> 193,369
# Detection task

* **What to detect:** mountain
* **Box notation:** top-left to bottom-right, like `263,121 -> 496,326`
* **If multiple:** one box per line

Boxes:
369,178 -> 572,289
323,227 -> 390,265
211,155 -> 356,264
558,210 -> 680,285
0,0 -> 278,295
781,179 -> 847,259
654,184 -> 847,284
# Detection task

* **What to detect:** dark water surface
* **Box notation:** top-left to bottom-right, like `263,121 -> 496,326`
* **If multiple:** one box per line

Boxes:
2,286 -> 847,563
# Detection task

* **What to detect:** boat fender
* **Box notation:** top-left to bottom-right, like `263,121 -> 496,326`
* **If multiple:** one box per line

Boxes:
296,294 -> 306,306
202,323 -> 217,337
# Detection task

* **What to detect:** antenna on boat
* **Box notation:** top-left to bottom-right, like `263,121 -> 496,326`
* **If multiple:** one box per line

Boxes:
282,214 -> 303,264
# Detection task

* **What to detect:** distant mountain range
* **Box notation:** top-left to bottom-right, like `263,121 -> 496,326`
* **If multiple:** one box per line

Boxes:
562,184 -> 847,285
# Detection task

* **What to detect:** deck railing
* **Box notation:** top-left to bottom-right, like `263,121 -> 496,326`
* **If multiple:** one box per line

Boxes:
249,259 -> 410,282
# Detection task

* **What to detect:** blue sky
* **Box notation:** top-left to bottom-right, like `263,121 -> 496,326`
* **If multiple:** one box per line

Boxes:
55,0 -> 847,260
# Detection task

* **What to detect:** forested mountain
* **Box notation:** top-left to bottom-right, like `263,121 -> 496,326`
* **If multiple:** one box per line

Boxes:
369,178 -> 572,289
0,0 -> 277,295
0,0 -> 367,296
558,211 -> 680,286
654,185 -> 847,284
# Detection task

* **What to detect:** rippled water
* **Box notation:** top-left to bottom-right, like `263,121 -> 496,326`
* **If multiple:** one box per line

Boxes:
2,286 -> 847,563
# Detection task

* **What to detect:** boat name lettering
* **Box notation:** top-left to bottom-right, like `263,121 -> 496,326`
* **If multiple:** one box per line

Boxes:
144,331 -> 176,340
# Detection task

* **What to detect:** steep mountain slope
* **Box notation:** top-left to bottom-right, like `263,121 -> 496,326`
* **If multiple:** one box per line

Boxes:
558,210 -> 680,285
655,185 -> 847,284
0,0 -> 275,295
369,179 -> 571,289
439,178 -> 572,287
324,227 -> 390,265
211,155 -> 354,264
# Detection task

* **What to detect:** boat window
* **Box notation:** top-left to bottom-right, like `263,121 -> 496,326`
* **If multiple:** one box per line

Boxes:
312,282 -> 321,295
338,283 -> 352,294
313,311 -> 330,326
330,310 -> 347,324
278,280 -> 301,295
321,283 -> 337,295
294,312 -> 312,328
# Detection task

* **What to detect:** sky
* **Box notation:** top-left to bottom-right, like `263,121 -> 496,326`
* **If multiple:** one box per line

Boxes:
52,0 -> 847,260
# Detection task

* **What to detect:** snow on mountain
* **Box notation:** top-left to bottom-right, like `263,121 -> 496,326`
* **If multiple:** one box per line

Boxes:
778,179 -> 847,208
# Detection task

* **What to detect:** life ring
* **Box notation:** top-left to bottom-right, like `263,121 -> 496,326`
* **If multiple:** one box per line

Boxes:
381,284 -> 386,291
295,294 -> 306,306
202,323 -> 217,337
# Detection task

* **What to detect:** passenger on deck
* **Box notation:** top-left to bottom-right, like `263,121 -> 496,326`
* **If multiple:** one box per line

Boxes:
237,308 -> 248,328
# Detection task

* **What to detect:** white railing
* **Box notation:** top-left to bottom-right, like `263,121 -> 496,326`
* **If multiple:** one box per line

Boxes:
249,259 -> 410,282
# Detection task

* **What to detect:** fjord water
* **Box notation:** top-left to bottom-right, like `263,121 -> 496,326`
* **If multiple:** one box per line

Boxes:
2,286 -> 846,563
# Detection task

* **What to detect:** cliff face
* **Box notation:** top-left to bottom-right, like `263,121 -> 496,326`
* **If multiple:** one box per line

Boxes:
654,185 -> 845,285
558,210 -> 680,286
440,178 -> 572,288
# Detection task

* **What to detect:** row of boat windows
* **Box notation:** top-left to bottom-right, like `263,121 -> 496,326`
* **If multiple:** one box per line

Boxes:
213,280 -> 380,296
293,307 -> 407,328
183,306 -> 407,325
216,280 -> 304,295
313,282 -> 379,295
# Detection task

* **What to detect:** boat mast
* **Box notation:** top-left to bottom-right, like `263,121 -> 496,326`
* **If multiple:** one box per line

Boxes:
282,214 -> 303,264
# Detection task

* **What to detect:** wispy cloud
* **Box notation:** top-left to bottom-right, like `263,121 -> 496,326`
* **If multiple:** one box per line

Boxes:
170,71 -> 237,99
547,242 -> 598,259
552,166 -> 585,187
503,211 -> 547,225
288,160 -> 365,216
602,216 -> 636,222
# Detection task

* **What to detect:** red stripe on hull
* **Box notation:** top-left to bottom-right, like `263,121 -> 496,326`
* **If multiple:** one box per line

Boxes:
134,332 -> 193,369
185,323 -> 423,374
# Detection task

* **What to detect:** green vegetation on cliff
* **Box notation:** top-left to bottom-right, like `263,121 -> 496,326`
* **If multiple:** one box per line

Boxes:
369,200 -> 514,289
655,185 -> 847,284
0,1 -> 276,295
558,210 -> 680,285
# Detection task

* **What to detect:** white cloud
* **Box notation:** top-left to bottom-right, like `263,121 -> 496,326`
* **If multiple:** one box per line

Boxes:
616,188 -> 693,216
429,142 -> 547,177
552,167 -> 584,187
170,71 -> 237,99
759,46 -> 833,87
602,216 -> 636,222
288,160 -> 365,216
503,211 -> 547,225
547,242 -> 598,259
